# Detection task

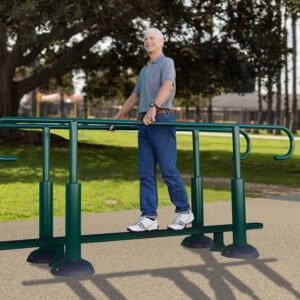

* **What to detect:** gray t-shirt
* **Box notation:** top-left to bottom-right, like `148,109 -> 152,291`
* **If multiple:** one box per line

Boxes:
133,55 -> 176,113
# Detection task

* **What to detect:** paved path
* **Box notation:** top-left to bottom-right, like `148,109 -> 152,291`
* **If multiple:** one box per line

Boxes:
0,197 -> 299,299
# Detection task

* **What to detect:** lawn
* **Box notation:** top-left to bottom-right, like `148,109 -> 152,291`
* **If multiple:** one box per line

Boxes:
0,128 -> 299,221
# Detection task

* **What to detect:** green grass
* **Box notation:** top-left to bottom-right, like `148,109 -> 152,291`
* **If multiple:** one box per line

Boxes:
0,129 -> 299,221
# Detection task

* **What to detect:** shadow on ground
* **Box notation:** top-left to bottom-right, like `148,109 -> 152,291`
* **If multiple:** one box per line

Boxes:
23,248 -> 300,300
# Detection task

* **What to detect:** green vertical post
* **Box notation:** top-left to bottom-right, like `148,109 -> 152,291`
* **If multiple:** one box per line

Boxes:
27,126 -> 56,263
181,129 -> 213,248
222,126 -> 259,258
51,121 -> 94,276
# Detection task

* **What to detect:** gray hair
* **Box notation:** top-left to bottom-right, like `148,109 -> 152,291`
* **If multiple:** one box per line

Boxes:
144,28 -> 164,40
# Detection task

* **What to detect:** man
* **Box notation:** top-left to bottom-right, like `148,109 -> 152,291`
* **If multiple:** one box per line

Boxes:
111,28 -> 194,232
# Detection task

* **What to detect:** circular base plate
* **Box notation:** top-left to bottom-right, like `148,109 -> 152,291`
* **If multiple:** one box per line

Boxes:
222,244 -> 259,259
181,234 -> 213,249
51,259 -> 95,276
27,248 -> 56,264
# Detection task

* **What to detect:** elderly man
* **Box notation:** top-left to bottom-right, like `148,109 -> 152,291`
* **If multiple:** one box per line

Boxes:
111,28 -> 194,232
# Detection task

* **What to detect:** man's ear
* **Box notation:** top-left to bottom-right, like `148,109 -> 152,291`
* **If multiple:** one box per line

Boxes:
159,38 -> 164,48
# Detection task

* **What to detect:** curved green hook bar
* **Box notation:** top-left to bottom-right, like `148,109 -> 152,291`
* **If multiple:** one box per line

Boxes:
239,124 -> 295,160
273,126 -> 295,160
239,129 -> 251,160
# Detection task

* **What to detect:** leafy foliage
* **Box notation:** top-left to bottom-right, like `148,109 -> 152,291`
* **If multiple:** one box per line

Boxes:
0,0 -> 296,118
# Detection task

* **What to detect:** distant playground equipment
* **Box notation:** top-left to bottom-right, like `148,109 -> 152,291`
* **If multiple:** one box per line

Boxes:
0,118 -> 295,276
36,92 -> 85,118
20,92 -> 90,118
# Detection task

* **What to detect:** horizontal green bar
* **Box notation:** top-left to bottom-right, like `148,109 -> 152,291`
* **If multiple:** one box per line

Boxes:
0,117 -> 294,160
0,236 -> 65,250
0,156 -> 17,162
0,222 -> 263,251
0,117 -> 293,131
80,222 -> 263,244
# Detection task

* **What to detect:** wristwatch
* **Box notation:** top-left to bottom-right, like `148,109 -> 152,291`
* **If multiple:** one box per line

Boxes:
149,102 -> 159,109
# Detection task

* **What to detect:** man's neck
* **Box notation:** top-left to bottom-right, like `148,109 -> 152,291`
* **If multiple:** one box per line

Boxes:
149,50 -> 163,61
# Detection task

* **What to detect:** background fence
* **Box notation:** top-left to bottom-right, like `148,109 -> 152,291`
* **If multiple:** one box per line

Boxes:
19,94 -> 300,127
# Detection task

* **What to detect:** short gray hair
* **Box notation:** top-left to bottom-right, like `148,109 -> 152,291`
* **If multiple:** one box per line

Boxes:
144,28 -> 164,40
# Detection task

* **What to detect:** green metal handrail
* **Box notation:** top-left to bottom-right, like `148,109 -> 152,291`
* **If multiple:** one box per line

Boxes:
0,156 -> 17,162
0,117 -> 294,160
0,117 -> 295,275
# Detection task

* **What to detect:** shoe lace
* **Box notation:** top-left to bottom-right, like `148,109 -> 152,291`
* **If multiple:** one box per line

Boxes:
136,217 -> 145,224
173,214 -> 182,224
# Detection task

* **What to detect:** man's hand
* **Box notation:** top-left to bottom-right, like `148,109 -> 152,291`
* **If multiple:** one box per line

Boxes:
109,93 -> 140,130
143,107 -> 156,125
109,118 -> 118,131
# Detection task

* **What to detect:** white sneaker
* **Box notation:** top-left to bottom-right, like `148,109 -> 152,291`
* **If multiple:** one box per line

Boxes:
167,212 -> 195,230
127,217 -> 159,232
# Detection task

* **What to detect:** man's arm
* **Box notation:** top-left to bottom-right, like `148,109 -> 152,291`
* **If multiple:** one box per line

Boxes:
143,80 -> 174,125
109,93 -> 140,130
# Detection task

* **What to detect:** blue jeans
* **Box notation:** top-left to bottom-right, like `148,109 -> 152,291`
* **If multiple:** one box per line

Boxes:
138,112 -> 190,218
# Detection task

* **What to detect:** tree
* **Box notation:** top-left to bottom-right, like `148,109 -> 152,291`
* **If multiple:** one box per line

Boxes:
283,3 -> 290,128
0,0 -> 295,129
289,2 -> 299,133
1,1 -> 98,116
0,0 -> 189,117
225,0 -> 289,131
166,1 -> 255,122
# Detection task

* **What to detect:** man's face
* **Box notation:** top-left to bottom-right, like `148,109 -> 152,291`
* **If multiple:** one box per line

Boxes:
144,32 -> 164,54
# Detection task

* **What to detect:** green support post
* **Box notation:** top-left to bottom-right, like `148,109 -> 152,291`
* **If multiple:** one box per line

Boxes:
181,130 -> 213,248
210,232 -> 225,252
222,126 -> 259,258
27,127 -> 56,263
0,118 -> 296,274
51,121 -> 94,276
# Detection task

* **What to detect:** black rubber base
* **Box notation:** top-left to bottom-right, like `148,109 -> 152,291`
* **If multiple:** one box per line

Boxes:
181,234 -> 213,249
222,244 -> 259,259
27,248 -> 56,264
51,259 -> 95,276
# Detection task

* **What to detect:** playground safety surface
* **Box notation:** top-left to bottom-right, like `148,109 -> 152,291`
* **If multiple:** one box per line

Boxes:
0,197 -> 299,299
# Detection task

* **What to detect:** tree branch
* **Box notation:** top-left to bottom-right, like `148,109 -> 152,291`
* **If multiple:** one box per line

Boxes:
18,16 -> 100,67
17,34 -> 101,95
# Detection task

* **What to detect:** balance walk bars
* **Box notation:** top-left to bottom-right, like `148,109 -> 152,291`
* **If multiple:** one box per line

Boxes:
0,117 -> 295,276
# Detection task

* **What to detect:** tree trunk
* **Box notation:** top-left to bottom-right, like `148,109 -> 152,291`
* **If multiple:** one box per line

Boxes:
266,72 -> 274,133
257,74 -> 263,125
84,96 -> 88,119
0,77 -> 21,117
195,97 -> 201,122
274,72 -> 282,135
30,90 -> 37,117
0,80 -> 23,139
207,96 -> 212,122
290,12 -> 298,133
185,105 -> 189,122
274,0 -> 282,135
283,6 -> 290,128
60,92 -> 65,118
